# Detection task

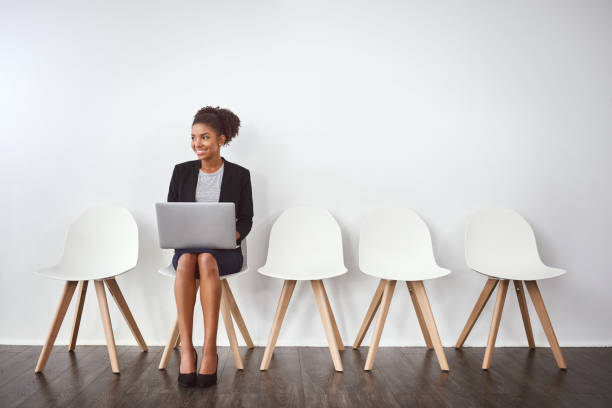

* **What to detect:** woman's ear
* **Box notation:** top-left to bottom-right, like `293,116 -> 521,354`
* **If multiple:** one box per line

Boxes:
219,134 -> 227,146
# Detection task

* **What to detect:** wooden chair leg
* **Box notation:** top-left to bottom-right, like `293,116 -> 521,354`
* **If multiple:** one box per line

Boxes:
260,280 -> 297,370
482,280 -> 509,370
514,280 -> 535,349
364,279 -> 396,371
411,281 -> 450,371
406,281 -> 433,350
319,281 -> 344,351
220,285 -> 243,370
173,333 -> 181,349
68,280 -> 88,351
524,280 -> 567,370
104,278 -> 148,352
353,279 -> 385,349
311,280 -> 343,372
221,280 -> 255,348
35,281 -> 78,373
94,280 -> 120,373
455,278 -> 499,348
159,317 -> 180,370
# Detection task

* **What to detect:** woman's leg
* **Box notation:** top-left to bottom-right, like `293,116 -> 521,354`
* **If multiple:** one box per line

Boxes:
197,253 -> 222,374
174,253 -> 198,373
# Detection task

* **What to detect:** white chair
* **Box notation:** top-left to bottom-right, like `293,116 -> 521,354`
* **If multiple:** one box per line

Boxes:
352,208 -> 451,371
259,207 -> 347,372
34,205 -> 147,374
157,240 -> 254,370
455,208 -> 567,370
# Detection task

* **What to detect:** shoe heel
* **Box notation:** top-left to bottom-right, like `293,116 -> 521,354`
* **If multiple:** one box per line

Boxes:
196,353 -> 218,388
178,348 -> 198,388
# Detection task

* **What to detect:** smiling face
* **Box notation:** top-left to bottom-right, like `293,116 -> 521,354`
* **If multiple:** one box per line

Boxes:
191,123 -> 226,160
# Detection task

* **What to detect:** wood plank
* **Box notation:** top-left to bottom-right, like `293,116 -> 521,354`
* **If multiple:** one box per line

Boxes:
259,347 -> 304,408
301,346 -> 400,408
377,348 -> 452,406
1,346 -> 611,407
0,347 -> 39,388
66,347 -> 162,408
14,346 -> 107,408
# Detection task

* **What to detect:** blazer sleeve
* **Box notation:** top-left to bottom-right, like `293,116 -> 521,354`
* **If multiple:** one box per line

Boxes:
236,169 -> 253,243
167,165 -> 179,202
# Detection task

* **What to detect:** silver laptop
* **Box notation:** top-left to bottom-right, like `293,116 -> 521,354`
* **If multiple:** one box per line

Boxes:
155,202 -> 237,249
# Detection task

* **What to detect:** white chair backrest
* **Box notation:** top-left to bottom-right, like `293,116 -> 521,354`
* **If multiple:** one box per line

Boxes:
263,207 -> 345,276
359,208 -> 438,274
61,205 -> 138,276
465,209 -> 542,272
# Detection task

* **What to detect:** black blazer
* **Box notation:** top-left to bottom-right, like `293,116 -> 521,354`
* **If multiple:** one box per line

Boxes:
167,157 -> 253,244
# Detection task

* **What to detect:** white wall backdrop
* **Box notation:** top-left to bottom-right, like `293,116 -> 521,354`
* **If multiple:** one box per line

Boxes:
1,0 -> 611,348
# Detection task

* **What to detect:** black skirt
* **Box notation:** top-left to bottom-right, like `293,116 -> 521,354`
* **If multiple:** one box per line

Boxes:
172,247 -> 243,278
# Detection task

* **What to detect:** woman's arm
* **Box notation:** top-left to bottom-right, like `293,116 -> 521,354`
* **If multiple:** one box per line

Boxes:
235,169 -> 253,242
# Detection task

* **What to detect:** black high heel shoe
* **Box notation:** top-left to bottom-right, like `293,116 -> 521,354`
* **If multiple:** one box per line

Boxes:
178,348 -> 198,388
196,353 -> 218,388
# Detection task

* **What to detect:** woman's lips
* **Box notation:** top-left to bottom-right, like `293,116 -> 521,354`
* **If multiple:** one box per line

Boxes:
196,149 -> 207,154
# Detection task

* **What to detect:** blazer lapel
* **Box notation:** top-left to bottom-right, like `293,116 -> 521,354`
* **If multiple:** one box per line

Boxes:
185,161 -> 199,202
219,157 -> 232,203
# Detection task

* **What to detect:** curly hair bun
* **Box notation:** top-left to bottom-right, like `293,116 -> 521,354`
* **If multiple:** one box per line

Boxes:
193,106 -> 241,144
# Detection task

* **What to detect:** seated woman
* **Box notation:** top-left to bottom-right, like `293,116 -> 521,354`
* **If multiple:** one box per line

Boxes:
167,106 -> 253,388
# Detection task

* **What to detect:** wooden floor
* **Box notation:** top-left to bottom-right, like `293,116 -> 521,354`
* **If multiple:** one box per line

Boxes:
1,345 -> 611,407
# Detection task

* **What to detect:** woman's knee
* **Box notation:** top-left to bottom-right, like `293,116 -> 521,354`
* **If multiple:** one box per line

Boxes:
176,253 -> 197,278
197,253 -> 219,277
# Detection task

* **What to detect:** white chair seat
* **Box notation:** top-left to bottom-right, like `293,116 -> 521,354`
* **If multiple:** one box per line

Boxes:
466,208 -> 567,282
474,265 -> 566,281
361,265 -> 451,282
37,264 -> 133,281
258,265 -> 347,281
257,207 -> 347,281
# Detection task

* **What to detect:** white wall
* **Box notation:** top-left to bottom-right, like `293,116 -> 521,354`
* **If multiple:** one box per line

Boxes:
1,0 -> 611,347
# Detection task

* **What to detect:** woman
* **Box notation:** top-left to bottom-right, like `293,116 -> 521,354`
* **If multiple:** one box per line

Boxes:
167,106 -> 253,388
